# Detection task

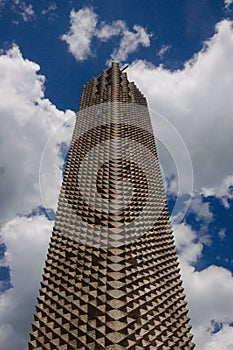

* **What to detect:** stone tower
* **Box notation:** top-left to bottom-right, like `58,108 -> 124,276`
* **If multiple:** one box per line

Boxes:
29,62 -> 194,349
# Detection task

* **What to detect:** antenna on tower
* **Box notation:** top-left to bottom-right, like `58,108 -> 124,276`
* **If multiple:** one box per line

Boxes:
120,64 -> 129,72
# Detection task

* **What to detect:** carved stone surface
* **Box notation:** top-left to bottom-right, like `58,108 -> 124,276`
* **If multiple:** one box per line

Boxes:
29,62 -> 195,349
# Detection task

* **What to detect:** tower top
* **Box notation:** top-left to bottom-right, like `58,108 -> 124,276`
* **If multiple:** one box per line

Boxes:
78,62 -> 147,111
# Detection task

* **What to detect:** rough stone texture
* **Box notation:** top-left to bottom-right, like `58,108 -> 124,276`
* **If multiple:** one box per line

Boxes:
29,62 -> 195,349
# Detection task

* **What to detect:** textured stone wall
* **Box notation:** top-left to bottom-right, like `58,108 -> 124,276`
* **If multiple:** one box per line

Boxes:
29,62 -> 194,349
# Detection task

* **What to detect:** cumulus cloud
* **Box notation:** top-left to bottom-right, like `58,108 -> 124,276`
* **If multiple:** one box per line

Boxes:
173,223 -> 233,349
61,7 -> 151,63
61,7 -> 98,61
189,194 -> 212,223
95,20 -> 126,41
174,223 -> 203,263
0,44 -> 76,349
182,263 -> 233,349
202,175 -> 233,208
110,24 -> 151,62
187,194 -> 213,245
205,324 -> 233,349
127,20 -> 233,193
0,215 -> 52,350
225,0 -> 233,9
0,44 -> 75,223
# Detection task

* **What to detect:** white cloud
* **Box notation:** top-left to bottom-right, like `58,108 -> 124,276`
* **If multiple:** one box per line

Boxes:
61,7 -> 98,61
202,175 -> 233,208
205,324 -> 233,349
183,264 -> 233,349
157,44 -> 171,58
187,195 -> 213,245
189,194 -> 213,222
127,20 -> 233,192
0,44 -> 75,223
110,24 -> 151,62
0,215 -> 52,350
0,44 -> 76,349
173,223 -> 233,349
174,223 -> 203,263
61,7 -> 151,63
225,0 -> 233,9
95,20 -> 126,41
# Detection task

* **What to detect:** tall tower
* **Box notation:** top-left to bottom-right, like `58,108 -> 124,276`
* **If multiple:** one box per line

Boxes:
29,63 -> 194,349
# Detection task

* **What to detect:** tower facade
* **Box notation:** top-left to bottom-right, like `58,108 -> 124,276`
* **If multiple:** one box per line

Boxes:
29,63 -> 194,349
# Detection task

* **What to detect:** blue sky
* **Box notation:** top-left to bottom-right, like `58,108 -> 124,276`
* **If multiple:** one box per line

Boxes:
1,1 -> 233,349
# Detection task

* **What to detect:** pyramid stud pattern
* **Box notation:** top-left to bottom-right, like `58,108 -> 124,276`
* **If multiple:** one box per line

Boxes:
29,62 -> 195,349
